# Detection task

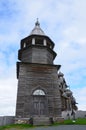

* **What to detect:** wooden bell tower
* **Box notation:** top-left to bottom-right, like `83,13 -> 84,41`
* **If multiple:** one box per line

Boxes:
15,20 -> 62,125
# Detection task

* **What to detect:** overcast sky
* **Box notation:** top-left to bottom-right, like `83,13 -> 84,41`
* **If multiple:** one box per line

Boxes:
0,0 -> 86,116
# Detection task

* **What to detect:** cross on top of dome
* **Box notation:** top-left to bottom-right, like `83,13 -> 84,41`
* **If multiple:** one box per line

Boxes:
35,18 -> 40,26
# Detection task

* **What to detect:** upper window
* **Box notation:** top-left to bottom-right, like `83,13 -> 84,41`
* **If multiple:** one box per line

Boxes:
33,89 -> 45,95
35,38 -> 43,45
23,43 -> 26,48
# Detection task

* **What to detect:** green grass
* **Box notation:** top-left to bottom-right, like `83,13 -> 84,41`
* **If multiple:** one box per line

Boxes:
64,118 -> 86,125
0,124 -> 33,130
53,118 -> 86,125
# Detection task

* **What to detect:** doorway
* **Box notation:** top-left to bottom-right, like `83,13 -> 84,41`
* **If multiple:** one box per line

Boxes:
33,89 -> 47,116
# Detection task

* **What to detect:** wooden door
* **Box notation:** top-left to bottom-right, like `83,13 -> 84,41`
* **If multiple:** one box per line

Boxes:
33,96 -> 46,116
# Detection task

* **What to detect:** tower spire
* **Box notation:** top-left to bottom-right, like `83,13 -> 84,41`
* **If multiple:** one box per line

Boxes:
30,18 -> 45,35
35,18 -> 40,27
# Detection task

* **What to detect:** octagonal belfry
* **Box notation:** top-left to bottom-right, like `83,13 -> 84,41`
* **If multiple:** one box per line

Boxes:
15,20 -> 77,125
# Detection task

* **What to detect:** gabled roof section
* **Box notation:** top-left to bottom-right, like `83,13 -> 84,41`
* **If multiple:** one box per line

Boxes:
30,19 -> 45,36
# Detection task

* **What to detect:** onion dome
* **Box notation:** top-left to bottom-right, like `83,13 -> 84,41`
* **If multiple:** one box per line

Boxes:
65,89 -> 72,97
62,92 -> 68,98
58,72 -> 64,77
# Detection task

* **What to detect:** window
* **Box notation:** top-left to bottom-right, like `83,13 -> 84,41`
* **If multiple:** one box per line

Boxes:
35,38 -> 43,45
33,89 -> 45,95
23,43 -> 26,48
44,39 -> 47,46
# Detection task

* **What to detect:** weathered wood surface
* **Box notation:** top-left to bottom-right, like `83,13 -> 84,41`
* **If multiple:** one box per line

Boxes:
16,63 -> 61,118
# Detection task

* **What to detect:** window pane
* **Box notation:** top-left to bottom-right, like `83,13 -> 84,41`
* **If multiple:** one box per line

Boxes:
33,89 -> 45,95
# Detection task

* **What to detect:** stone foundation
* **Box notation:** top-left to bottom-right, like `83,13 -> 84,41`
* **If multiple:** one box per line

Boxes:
15,118 -> 31,124
15,116 -> 64,125
53,117 -> 64,123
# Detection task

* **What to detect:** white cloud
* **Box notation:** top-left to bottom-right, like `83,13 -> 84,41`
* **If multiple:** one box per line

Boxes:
72,87 -> 86,110
0,66 -> 17,116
